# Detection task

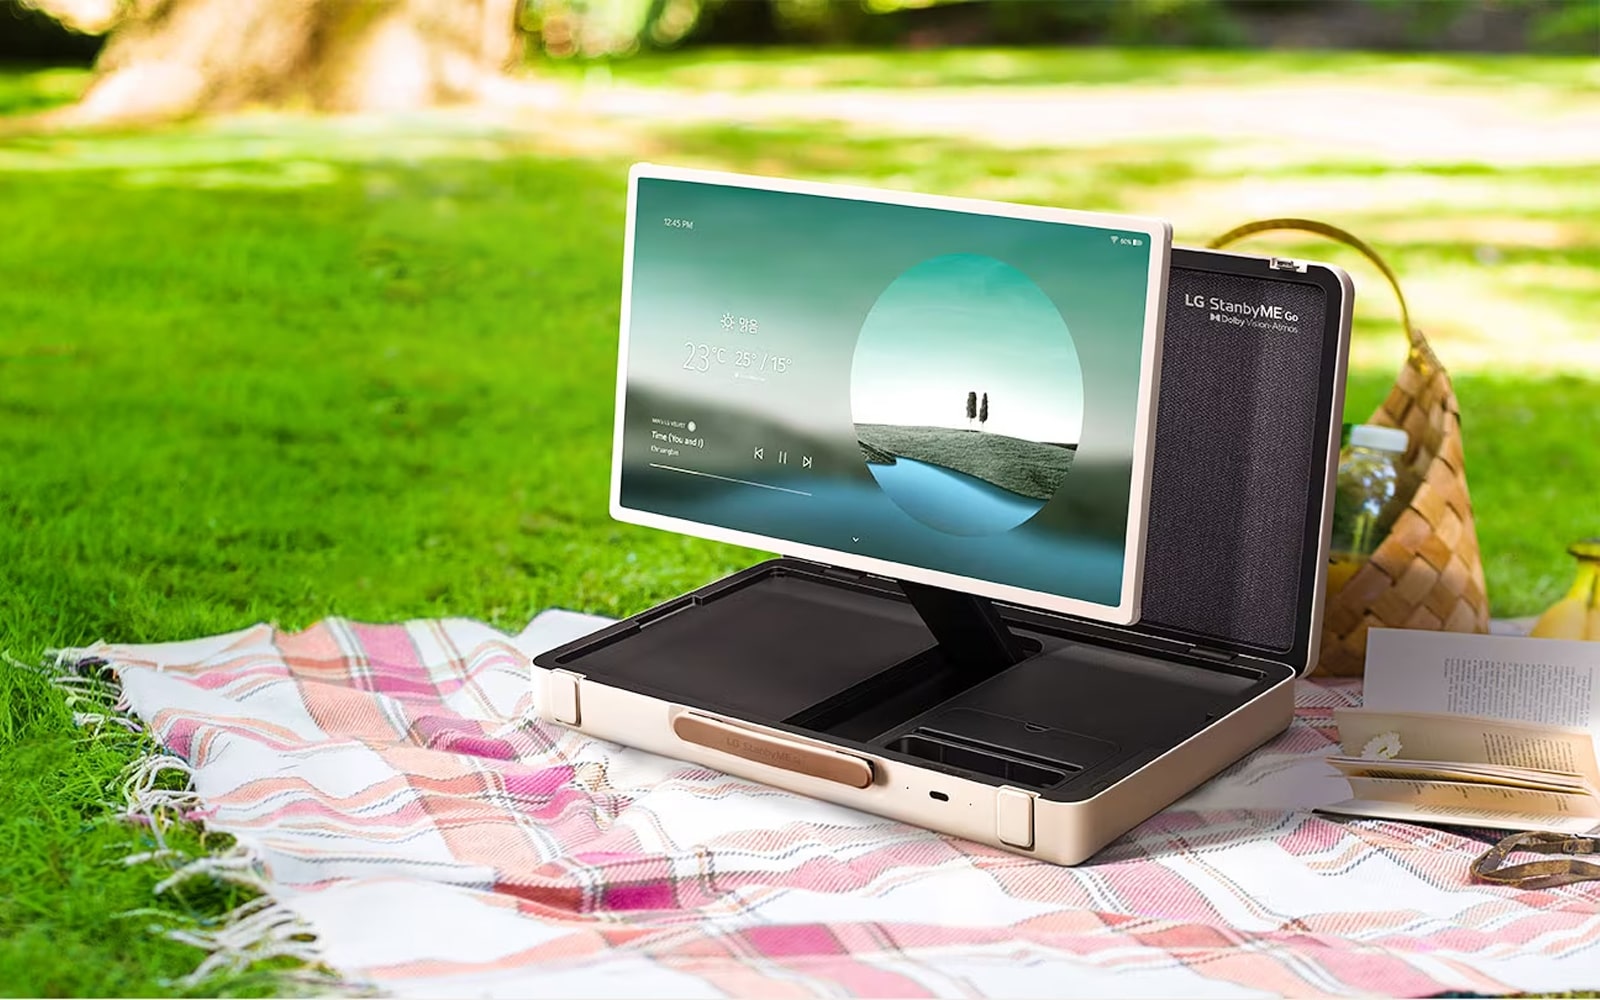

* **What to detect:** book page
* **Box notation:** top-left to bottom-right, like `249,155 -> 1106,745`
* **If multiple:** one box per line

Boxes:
1334,708 -> 1600,784
1326,756 -> 1593,795
1318,799 -> 1600,835
1363,628 -> 1600,727
1344,776 -> 1600,818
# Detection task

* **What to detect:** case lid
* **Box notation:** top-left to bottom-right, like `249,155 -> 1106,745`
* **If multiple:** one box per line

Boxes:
1028,247 -> 1351,676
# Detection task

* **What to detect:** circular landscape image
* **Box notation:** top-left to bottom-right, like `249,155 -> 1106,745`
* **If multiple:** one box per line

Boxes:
850,254 -> 1083,537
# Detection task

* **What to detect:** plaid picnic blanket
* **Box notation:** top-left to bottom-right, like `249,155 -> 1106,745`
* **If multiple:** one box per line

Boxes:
72,611 -> 1600,997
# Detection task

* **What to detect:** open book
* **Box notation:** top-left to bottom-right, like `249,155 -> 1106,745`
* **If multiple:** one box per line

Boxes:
1322,628 -> 1600,834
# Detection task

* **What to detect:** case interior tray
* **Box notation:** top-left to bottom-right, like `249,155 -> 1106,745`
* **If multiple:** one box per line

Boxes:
543,560 -> 1289,801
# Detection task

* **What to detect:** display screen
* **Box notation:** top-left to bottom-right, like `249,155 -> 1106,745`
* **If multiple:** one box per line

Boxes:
613,166 -> 1168,621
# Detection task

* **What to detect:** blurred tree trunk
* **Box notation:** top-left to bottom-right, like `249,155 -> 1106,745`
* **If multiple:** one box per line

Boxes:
30,0 -> 521,122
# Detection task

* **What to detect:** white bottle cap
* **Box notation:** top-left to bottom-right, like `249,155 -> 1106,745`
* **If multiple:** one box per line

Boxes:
1350,424 -> 1409,453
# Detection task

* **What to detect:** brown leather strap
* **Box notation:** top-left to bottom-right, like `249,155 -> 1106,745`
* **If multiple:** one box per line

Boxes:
1471,830 -> 1600,890
1207,218 -> 1439,372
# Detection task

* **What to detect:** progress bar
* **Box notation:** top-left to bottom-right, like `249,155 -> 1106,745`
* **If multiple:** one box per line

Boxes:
648,463 -> 812,496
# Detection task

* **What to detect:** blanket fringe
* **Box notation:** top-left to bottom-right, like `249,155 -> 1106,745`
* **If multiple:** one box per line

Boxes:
121,753 -> 204,851
158,858 -> 328,988
41,644 -> 345,993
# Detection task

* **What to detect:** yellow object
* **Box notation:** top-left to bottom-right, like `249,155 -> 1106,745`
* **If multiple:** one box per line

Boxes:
1327,554 -> 1363,597
1529,539 -> 1600,640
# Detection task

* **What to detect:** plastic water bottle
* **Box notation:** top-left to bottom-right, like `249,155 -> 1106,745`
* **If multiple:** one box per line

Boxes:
1327,424 -> 1410,594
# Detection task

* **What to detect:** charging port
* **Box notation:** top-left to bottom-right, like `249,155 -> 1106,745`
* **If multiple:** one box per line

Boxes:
929,790 -> 949,801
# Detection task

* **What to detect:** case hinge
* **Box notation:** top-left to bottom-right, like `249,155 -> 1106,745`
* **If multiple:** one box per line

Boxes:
1268,256 -> 1308,272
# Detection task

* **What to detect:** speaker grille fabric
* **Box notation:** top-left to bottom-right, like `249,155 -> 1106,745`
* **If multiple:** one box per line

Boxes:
1141,270 -> 1330,652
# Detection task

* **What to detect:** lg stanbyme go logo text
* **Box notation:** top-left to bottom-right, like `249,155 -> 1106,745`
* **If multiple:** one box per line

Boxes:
1183,293 -> 1301,333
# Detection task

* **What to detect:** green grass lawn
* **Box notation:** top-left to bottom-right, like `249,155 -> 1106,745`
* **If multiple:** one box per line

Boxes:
0,134 -> 766,998
1,50 -> 1597,994
556,44 -> 1600,91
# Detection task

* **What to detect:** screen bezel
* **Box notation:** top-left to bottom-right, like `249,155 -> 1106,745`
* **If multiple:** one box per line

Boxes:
610,163 -> 1172,626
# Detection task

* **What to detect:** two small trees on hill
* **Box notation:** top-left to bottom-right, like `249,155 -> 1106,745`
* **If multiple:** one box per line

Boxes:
965,391 -> 989,430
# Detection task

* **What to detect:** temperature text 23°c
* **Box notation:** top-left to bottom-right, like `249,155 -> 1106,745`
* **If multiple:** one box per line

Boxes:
682,343 -> 791,375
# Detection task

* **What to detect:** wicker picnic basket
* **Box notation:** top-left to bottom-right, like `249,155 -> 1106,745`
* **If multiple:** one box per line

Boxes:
1208,219 -> 1492,677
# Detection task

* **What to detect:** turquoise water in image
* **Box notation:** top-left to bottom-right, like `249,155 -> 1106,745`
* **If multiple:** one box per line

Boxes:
623,463 -> 1125,606
867,458 -> 1045,536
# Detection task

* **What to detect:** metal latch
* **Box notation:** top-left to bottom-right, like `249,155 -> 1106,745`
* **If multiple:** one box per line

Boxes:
549,668 -> 583,726
996,786 -> 1036,850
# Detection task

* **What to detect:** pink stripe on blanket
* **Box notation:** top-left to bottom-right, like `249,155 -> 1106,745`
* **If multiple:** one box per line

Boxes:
349,623 -> 425,675
85,616 -> 1600,998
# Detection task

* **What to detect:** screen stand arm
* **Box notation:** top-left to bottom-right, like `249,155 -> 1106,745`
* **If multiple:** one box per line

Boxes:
898,580 -> 1029,674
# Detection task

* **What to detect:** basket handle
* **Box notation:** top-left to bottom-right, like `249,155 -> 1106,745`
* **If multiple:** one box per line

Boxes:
1207,218 -> 1438,372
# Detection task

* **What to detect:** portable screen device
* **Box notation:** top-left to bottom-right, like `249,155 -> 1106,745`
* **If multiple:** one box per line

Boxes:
536,166 -> 1354,866
612,163 -> 1172,625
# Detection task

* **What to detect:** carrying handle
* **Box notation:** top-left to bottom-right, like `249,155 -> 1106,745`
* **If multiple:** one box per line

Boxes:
1207,218 -> 1438,373
672,712 -> 874,788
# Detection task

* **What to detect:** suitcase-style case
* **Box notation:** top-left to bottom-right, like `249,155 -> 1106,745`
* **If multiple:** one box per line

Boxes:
534,245 -> 1352,865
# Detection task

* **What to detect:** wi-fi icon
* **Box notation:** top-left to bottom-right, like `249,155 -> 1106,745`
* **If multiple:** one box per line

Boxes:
1108,235 -> 1119,243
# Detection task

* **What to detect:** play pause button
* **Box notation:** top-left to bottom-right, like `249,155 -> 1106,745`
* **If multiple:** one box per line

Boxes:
751,447 -> 811,469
